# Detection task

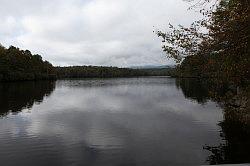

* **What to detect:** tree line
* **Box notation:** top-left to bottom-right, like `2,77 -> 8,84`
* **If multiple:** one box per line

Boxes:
0,45 -> 173,81
56,66 -> 148,78
56,66 -> 174,78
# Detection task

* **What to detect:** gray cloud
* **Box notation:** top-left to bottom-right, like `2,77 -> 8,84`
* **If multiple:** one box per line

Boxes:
0,0 -> 201,67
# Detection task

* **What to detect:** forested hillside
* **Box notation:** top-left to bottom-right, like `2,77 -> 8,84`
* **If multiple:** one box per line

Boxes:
0,45 -> 56,81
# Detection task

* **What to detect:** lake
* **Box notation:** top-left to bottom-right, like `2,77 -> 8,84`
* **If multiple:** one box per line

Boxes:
0,77 -> 249,166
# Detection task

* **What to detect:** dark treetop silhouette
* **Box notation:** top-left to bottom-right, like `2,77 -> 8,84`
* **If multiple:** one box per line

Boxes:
0,45 -> 56,81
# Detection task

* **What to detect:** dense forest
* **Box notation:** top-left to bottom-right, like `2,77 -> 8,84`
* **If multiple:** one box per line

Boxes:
0,45 -> 56,81
0,45 -> 173,81
156,0 -> 249,84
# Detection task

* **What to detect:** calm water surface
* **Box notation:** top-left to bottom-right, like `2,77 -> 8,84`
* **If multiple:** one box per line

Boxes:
0,77 -> 241,165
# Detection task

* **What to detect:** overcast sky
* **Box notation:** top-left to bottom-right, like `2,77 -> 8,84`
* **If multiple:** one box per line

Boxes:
0,0 -> 201,67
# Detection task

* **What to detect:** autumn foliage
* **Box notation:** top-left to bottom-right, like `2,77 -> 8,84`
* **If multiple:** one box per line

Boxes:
156,0 -> 249,83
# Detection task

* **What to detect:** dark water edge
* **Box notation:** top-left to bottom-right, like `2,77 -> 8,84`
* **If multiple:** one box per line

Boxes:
175,78 -> 250,164
0,81 -> 56,117
0,77 -> 249,166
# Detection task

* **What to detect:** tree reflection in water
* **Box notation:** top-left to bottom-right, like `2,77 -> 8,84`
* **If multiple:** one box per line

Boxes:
176,78 -> 250,165
0,81 -> 55,117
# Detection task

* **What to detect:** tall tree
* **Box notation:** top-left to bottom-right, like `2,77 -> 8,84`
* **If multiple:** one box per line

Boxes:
156,0 -> 250,82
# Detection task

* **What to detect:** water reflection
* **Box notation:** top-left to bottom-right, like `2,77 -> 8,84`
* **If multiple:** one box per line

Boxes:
0,81 -> 55,117
177,78 -> 250,164
176,78 -> 210,104
0,77 -> 248,165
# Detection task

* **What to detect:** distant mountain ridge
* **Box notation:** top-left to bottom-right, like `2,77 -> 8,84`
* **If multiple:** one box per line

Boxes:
129,65 -> 175,69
